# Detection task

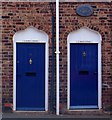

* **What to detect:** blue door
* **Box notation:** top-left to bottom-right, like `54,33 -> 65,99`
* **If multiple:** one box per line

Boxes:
16,43 -> 45,111
70,43 -> 98,109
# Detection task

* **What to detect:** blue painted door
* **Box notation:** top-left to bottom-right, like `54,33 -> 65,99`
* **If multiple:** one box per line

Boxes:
70,44 -> 98,109
16,43 -> 45,111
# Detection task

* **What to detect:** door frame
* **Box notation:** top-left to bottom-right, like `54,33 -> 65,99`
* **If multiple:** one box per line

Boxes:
67,27 -> 102,110
13,27 -> 49,111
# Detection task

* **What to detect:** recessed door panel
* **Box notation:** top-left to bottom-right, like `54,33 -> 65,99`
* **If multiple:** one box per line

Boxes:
70,43 -> 98,109
16,43 -> 45,111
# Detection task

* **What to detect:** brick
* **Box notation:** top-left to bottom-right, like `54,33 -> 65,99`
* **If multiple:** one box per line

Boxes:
1,1 -> 112,116
2,2 -> 56,114
59,2 -> 112,115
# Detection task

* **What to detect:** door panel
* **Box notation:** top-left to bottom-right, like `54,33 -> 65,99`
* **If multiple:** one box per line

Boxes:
70,43 -> 98,109
16,43 -> 45,111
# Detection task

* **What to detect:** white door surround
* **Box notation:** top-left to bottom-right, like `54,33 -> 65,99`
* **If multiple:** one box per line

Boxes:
13,26 -> 49,111
67,27 -> 102,110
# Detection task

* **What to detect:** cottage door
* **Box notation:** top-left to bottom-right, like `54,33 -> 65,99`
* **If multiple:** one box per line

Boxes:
16,43 -> 45,111
70,43 -> 98,109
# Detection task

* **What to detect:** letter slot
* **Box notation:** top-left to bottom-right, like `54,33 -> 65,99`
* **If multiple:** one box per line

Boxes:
79,70 -> 89,75
25,72 -> 36,76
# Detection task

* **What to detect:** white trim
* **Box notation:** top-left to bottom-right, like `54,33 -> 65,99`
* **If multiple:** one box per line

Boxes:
13,26 -> 49,111
13,41 -> 16,111
98,43 -> 102,109
67,42 -> 70,110
67,27 -> 102,110
56,0 -> 60,115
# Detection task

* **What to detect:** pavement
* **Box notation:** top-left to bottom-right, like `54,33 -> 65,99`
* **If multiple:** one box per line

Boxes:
0,114 -> 2,120
1,112 -> 112,120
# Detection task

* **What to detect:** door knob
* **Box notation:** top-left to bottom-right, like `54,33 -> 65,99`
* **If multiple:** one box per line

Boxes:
94,72 -> 97,75
17,60 -> 19,64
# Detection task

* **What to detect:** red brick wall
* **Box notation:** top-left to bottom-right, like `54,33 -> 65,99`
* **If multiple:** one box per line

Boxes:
59,2 -> 112,114
2,2 -> 56,113
2,2 -> 112,115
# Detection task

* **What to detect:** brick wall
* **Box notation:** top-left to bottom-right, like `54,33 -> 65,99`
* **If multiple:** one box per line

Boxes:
2,1 -> 112,115
0,2 -> 2,113
59,2 -> 112,115
2,2 -> 56,113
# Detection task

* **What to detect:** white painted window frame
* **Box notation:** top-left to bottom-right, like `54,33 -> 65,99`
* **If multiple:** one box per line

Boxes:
67,27 -> 102,110
13,27 -> 49,111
